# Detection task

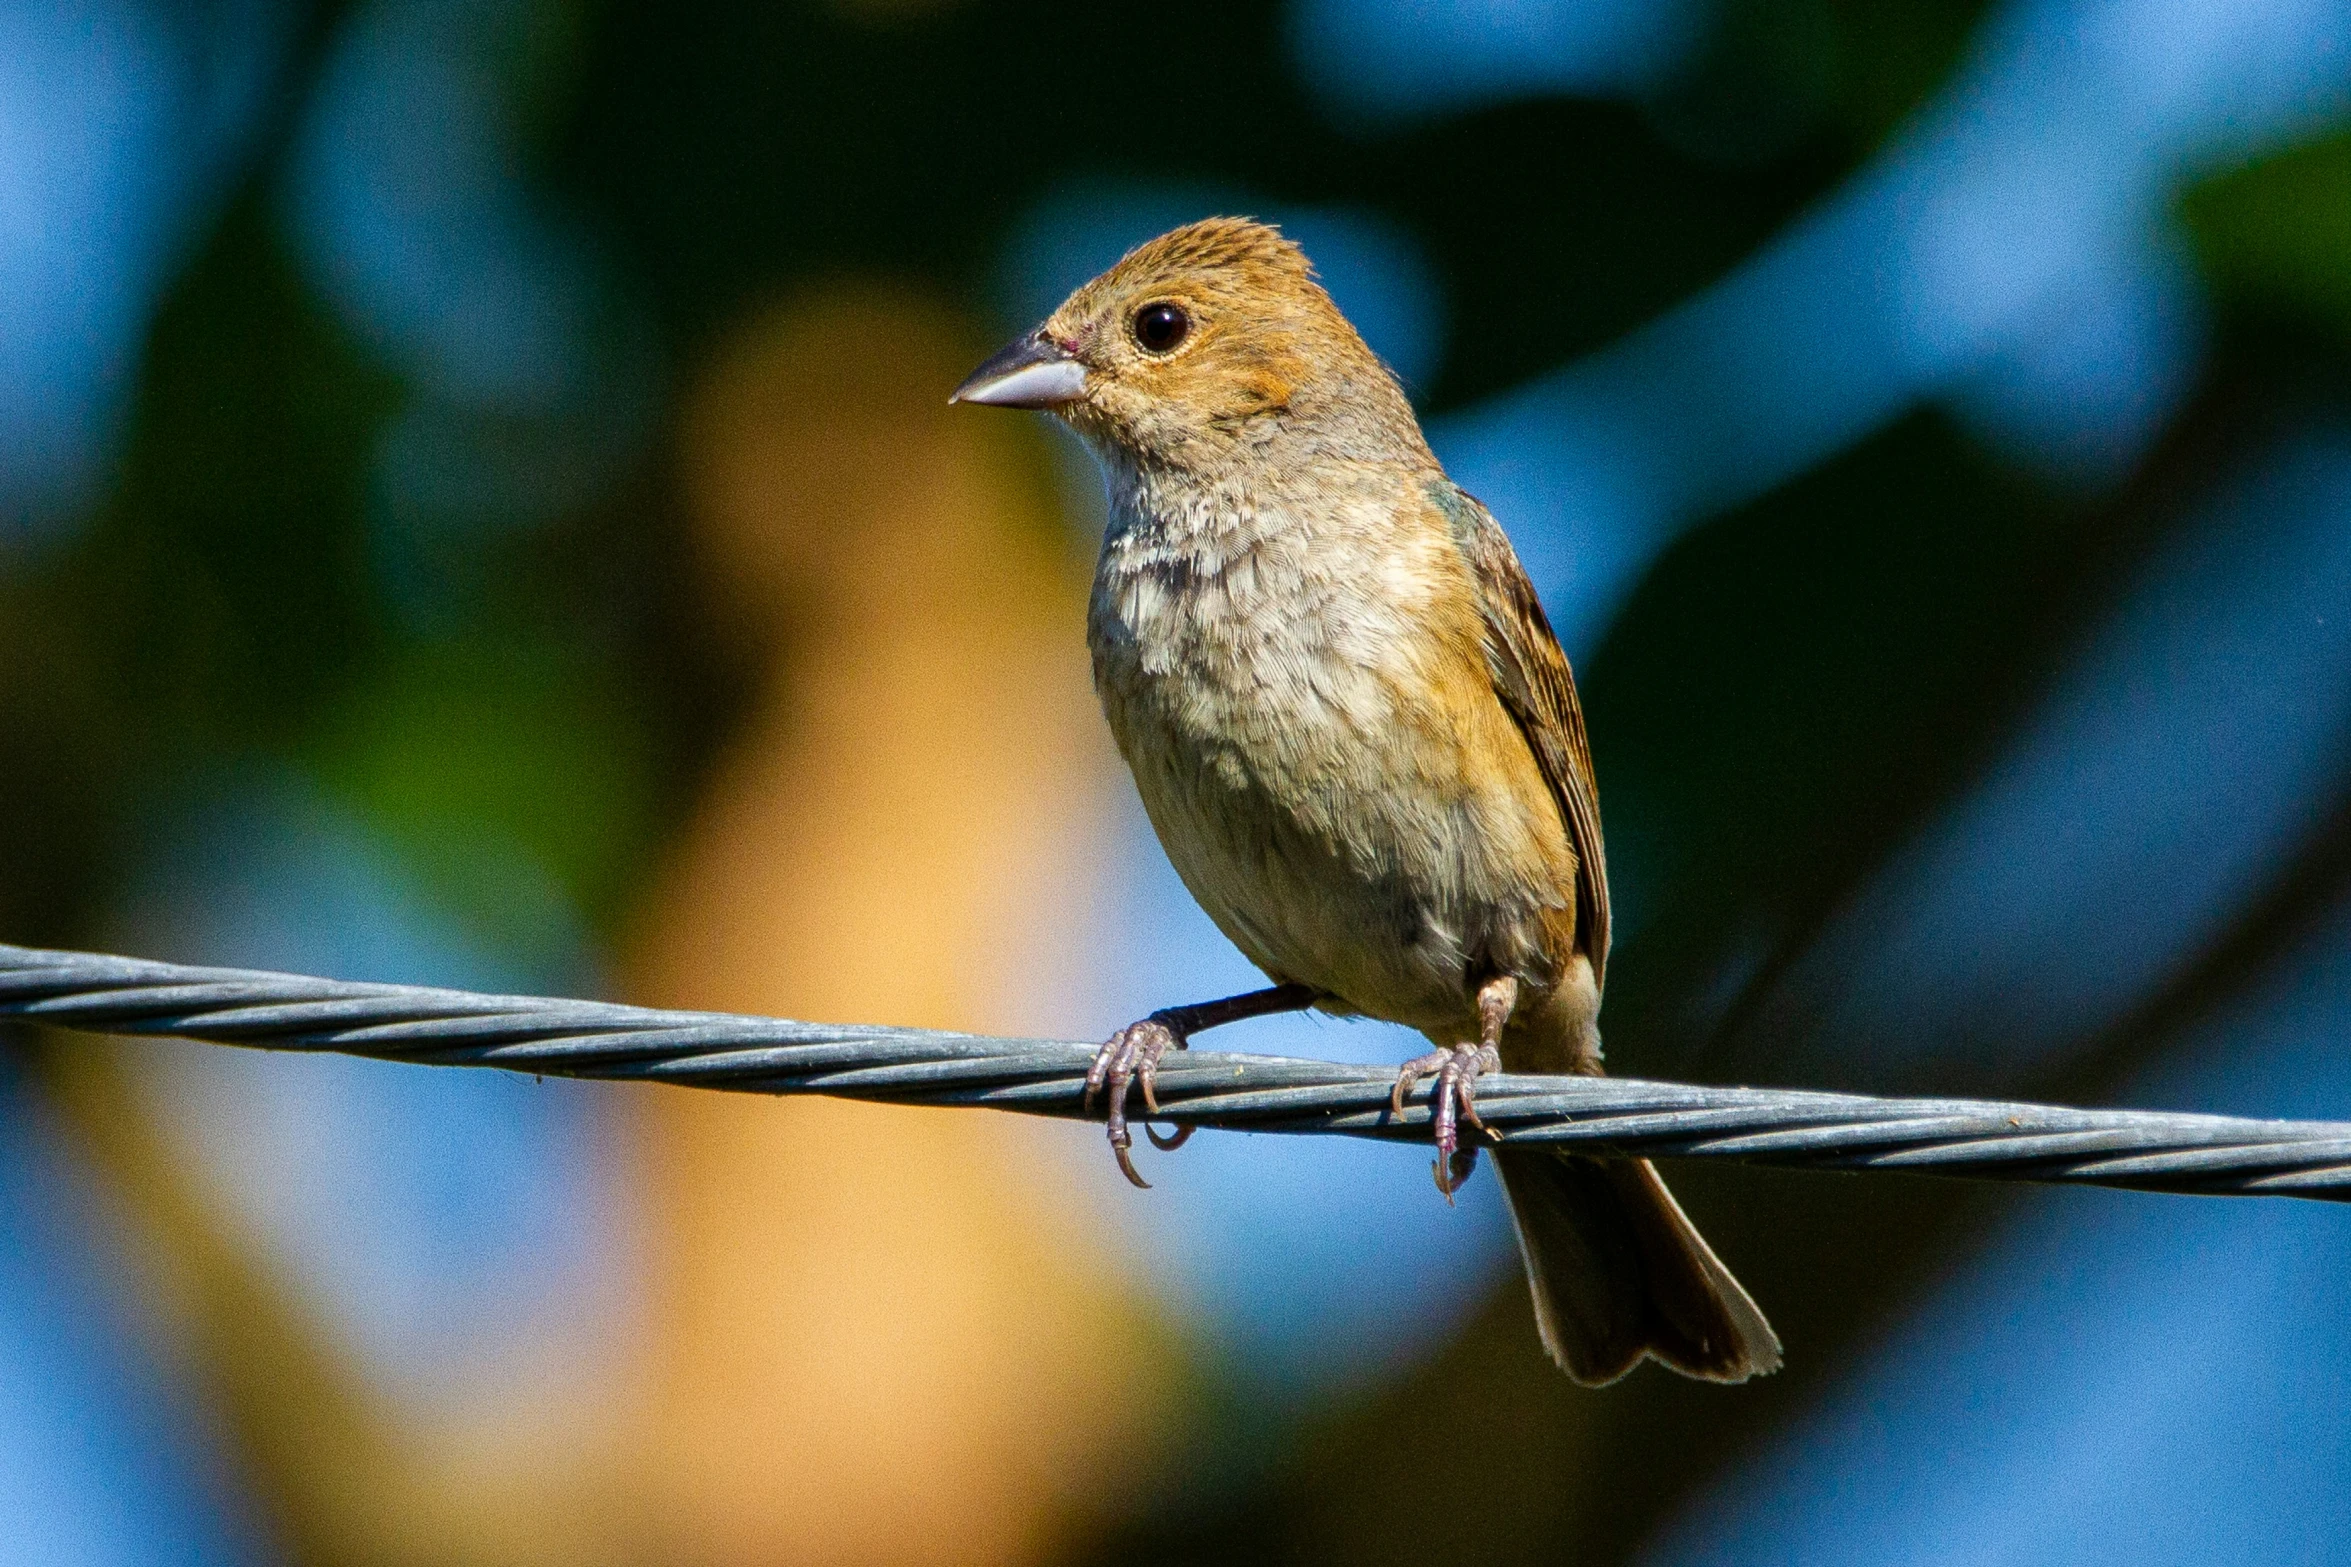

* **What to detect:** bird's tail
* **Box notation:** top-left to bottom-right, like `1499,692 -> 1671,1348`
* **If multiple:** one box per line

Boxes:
1493,1146 -> 1781,1385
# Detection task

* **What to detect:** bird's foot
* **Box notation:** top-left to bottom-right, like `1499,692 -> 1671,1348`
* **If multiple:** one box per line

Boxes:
1392,1043 -> 1502,1203
1085,1015 -> 1193,1189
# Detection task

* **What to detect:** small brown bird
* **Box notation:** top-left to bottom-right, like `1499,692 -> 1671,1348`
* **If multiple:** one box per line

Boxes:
952,218 -> 1779,1384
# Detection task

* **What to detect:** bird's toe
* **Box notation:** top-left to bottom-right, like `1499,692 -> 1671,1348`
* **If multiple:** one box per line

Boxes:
1090,1017 -> 1186,1188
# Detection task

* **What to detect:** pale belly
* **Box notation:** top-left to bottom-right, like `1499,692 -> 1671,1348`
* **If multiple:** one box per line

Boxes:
1091,558 -> 1574,1036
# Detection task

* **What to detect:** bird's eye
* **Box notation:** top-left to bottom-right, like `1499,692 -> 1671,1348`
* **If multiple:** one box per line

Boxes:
1132,302 -> 1190,353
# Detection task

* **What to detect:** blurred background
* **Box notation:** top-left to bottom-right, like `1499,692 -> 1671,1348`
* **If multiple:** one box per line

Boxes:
4,0 -> 2351,1560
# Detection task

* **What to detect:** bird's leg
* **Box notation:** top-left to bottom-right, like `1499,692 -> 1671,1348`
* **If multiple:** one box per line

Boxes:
1087,982 -> 1320,1188
1392,975 -> 1517,1203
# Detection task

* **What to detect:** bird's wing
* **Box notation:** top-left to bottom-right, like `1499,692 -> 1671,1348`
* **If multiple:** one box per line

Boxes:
1429,479 -> 1610,987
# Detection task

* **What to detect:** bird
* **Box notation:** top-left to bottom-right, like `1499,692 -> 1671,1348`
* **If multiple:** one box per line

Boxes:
950,217 -> 1779,1385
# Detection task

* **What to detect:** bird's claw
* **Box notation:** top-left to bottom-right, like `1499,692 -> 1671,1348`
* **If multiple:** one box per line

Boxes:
1086,1017 -> 1187,1188
1391,1042 -> 1502,1204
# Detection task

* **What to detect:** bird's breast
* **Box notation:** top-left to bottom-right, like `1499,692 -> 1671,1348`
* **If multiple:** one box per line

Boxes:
1085,483 -> 1573,1033
1087,485 -> 1442,807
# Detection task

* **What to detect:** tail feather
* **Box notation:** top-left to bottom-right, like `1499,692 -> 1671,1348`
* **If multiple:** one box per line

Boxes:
1494,1147 -> 1780,1385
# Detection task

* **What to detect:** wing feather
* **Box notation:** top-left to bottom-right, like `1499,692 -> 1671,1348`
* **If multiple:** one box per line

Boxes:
1429,480 -> 1611,986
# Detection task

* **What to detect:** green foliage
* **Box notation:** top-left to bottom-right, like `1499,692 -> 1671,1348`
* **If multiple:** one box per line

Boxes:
305,633 -> 660,939
2183,132 -> 2351,339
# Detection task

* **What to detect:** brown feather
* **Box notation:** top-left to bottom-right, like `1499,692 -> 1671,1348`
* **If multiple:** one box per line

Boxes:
1427,479 -> 1612,987
973,214 -> 1776,1385
1497,1148 -> 1783,1385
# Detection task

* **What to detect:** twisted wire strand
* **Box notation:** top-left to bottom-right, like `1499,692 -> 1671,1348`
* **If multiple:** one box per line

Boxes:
4,941 -> 2348,1201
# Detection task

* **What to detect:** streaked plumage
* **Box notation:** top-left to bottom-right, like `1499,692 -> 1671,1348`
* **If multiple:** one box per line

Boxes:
954,217 -> 1779,1385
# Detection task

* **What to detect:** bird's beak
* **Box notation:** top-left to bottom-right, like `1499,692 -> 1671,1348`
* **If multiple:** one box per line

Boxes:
949,331 -> 1087,409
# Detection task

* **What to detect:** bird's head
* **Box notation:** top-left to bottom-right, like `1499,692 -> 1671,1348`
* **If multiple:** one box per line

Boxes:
952,217 -> 1419,471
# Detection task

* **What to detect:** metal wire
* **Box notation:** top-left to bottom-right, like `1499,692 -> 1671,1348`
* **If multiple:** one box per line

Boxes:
5,940 -> 2349,1201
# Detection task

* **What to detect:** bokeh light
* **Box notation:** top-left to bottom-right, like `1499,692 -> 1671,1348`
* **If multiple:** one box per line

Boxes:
5,0 -> 2351,1562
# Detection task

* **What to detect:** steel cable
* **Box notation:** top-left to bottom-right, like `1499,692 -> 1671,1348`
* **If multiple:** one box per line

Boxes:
4,941 -> 2347,1200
